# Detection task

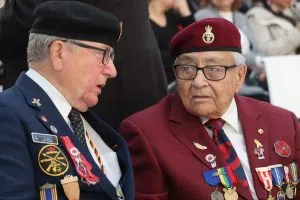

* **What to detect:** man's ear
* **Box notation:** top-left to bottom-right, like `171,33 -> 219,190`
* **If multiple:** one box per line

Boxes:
49,40 -> 64,71
235,64 -> 247,93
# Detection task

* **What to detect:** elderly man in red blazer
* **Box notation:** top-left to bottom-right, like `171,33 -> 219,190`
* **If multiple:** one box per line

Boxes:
120,18 -> 300,200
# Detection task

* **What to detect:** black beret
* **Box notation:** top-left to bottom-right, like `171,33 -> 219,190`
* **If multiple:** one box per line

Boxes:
169,18 -> 241,58
29,1 -> 121,48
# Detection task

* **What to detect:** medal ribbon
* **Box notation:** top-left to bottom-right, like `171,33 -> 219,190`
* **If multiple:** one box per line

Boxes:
203,169 -> 221,187
290,162 -> 298,184
217,166 -> 237,188
255,166 -> 273,191
284,165 -> 291,183
60,136 -> 99,185
40,185 -> 58,200
270,164 -> 284,187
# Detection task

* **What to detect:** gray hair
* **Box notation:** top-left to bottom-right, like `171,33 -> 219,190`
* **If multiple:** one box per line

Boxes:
27,33 -> 68,64
232,52 -> 246,66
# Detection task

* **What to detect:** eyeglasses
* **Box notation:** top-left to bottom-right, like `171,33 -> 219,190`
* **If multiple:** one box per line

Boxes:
173,64 -> 237,81
63,40 -> 115,65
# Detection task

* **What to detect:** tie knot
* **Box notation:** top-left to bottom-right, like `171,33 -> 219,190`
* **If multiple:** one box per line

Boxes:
205,118 -> 225,132
69,108 -> 81,121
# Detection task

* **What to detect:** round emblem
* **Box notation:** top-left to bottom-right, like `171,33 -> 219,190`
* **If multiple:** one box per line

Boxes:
38,145 -> 69,176
205,154 -> 216,162
274,140 -> 291,157
202,25 -> 215,44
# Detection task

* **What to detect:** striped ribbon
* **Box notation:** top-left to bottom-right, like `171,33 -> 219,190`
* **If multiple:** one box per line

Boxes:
40,184 -> 58,200
85,131 -> 105,174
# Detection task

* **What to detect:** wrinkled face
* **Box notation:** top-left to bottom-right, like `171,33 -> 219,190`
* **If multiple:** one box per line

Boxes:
175,51 -> 246,119
57,40 -> 117,112
270,0 -> 293,9
210,0 -> 235,11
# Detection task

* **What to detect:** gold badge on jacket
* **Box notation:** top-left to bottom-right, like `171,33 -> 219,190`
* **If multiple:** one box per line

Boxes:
38,145 -> 69,176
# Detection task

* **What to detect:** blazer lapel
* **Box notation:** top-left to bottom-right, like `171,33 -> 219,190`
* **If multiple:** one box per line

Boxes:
83,111 -> 133,200
170,93 -> 227,169
236,96 -> 270,199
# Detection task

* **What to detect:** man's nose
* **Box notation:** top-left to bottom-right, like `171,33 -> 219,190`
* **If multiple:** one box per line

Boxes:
192,70 -> 208,87
104,61 -> 117,78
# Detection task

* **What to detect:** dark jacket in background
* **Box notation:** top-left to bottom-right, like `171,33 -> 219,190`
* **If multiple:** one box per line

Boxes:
0,0 -> 168,129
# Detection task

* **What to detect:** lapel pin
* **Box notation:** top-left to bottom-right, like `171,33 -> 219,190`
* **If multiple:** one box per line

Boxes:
32,98 -> 42,107
40,115 -> 48,122
50,125 -> 58,134
274,140 -> 291,158
258,128 -> 264,135
205,154 -> 216,168
193,142 -> 207,150
254,139 -> 265,160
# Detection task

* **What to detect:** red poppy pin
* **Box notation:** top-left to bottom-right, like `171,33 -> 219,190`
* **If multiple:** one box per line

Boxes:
274,140 -> 291,157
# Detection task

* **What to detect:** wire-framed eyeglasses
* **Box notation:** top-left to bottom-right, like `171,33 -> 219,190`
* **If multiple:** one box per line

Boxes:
173,64 -> 237,81
61,40 -> 115,65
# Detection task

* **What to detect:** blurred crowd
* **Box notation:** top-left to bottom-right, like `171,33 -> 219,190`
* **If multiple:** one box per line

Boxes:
0,0 -> 299,126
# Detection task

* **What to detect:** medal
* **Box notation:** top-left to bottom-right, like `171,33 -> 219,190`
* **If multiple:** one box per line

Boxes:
60,136 -> 99,185
254,139 -> 265,160
203,169 -> 223,200
217,167 -> 238,200
290,162 -> 298,197
285,184 -> 294,199
60,175 -> 80,200
269,164 -> 285,200
39,183 -> 58,200
211,189 -> 224,200
256,166 -> 274,199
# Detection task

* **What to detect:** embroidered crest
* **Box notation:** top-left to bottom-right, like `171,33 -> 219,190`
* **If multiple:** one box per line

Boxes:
38,145 -> 69,176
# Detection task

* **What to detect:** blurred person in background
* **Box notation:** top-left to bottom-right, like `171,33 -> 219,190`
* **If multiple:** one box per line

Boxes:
149,0 -> 194,85
247,0 -> 300,56
194,0 -> 268,101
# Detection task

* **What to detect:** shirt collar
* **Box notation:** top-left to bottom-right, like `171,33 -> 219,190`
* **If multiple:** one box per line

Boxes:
200,98 -> 239,132
26,69 -> 72,122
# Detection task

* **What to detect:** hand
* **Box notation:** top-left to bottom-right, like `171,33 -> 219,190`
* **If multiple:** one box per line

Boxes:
174,0 -> 191,17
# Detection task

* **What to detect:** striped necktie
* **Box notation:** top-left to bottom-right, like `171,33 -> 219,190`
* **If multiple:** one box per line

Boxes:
206,118 -> 249,188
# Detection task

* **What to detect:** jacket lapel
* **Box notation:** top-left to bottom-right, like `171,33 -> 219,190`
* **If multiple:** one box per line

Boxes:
169,93 -> 227,169
236,96 -> 270,199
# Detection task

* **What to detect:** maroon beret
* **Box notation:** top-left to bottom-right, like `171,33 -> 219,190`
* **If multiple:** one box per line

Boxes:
169,18 -> 241,58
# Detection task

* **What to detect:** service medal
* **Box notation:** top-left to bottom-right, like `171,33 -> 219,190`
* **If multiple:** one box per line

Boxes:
223,187 -> 238,200
286,184 -> 294,199
211,189 -> 224,200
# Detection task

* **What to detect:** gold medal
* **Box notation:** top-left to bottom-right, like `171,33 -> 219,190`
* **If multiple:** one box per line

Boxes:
60,175 -> 80,200
223,186 -> 238,200
267,192 -> 274,200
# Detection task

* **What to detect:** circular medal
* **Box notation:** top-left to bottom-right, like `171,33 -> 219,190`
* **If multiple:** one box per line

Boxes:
274,140 -> 291,157
223,187 -> 238,200
38,145 -> 69,176
211,190 -> 224,200
286,184 -> 294,199
267,194 -> 274,200
277,190 -> 286,200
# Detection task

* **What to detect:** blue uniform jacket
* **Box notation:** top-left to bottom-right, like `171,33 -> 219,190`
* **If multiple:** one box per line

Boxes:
0,73 -> 135,200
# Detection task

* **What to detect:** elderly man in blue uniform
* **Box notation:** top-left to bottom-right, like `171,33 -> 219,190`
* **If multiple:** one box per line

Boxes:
120,18 -> 300,200
0,1 -> 134,199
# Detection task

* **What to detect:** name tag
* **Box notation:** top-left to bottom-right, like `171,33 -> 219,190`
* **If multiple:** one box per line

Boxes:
32,132 -> 58,145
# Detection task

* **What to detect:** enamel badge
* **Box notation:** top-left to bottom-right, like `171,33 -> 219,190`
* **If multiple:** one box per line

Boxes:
38,145 -> 69,176
274,140 -> 291,158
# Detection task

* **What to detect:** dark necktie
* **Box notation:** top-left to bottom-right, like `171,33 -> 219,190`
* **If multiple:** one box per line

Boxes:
68,108 -> 87,148
206,118 -> 249,188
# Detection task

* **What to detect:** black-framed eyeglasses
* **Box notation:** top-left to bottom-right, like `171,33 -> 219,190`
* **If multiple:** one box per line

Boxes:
173,64 -> 237,81
61,40 -> 115,65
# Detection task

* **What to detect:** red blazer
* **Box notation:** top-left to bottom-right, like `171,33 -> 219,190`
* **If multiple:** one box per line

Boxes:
120,93 -> 300,200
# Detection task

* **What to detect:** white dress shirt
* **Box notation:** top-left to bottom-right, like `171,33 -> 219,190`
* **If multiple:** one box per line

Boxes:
26,69 -> 122,187
202,98 -> 258,200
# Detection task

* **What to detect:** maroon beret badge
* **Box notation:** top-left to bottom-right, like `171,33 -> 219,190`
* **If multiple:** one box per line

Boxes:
274,140 -> 291,157
202,25 -> 215,44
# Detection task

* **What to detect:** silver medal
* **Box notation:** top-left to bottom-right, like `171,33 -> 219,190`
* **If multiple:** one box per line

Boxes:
286,184 -> 294,199
211,190 -> 224,200
277,190 -> 285,200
